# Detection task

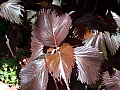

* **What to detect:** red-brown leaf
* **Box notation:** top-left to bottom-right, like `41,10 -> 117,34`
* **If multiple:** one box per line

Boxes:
45,43 -> 75,90
34,9 -> 72,47
103,71 -> 120,90
74,46 -> 103,84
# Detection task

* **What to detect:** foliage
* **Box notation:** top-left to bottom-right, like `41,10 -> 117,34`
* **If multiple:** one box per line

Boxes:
103,70 -> 120,90
0,50 -> 26,85
0,0 -> 120,90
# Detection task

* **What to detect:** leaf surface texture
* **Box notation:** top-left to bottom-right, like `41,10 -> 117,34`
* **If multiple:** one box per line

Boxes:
74,46 -> 103,84
103,71 -> 120,90
45,43 -> 75,90
20,59 -> 48,90
0,0 -> 24,24
34,9 -> 72,47
28,36 -> 44,63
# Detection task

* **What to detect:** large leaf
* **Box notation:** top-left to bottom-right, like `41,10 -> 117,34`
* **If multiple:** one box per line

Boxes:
74,46 -> 103,84
0,0 -> 24,24
19,59 -> 48,90
28,36 -> 44,63
34,9 -> 72,47
45,43 -> 75,90
103,71 -> 120,90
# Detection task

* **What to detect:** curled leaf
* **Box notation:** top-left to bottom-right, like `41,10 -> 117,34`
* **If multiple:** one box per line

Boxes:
45,43 -> 75,90
0,0 -> 24,24
34,9 -> 72,47
103,71 -> 120,90
74,46 -> 103,84
20,59 -> 48,90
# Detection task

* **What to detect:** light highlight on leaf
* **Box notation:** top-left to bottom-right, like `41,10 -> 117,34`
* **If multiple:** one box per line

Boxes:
45,43 -> 75,90
28,36 -> 44,63
84,31 -> 119,58
74,46 -> 103,84
52,0 -> 62,6
103,71 -> 120,90
20,59 -> 48,90
34,9 -> 72,47
103,31 -> 119,55
0,0 -> 24,24
111,11 -> 120,28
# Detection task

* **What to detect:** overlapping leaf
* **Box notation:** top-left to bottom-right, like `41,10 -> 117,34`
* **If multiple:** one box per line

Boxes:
73,14 -> 101,38
103,71 -> 120,90
84,31 -> 119,58
20,59 -> 48,90
34,9 -> 72,47
28,36 -> 44,63
84,32 -> 107,58
103,31 -> 119,55
74,46 -> 103,84
45,43 -> 75,90
0,0 -> 24,24
111,32 -> 120,46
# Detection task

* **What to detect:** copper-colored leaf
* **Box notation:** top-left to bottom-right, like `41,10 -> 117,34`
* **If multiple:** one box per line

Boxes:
34,9 -> 72,47
0,0 -> 24,24
20,59 -> 48,90
103,71 -> 120,90
82,29 -> 94,40
45,43 -> 75,90
28,36 -> 44,63
74,46 -> 103,84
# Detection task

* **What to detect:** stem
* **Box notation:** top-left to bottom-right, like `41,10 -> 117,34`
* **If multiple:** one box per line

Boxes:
55,82 -> 59,90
